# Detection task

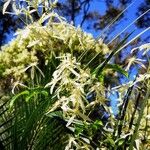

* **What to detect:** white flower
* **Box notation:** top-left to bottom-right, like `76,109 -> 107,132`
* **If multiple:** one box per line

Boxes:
131,43 -> 150,56
125,57 -> 146,71
12,81 -> 28,94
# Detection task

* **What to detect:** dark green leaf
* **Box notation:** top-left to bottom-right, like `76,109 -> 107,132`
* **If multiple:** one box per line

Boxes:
106,64 -> 128,78
93,32 -> 134,78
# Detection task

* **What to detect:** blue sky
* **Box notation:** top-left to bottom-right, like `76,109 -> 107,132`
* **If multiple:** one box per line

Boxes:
74,0 -> 149,44
4,0 -> 149,44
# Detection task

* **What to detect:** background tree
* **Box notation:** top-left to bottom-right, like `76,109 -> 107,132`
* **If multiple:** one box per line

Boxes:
0,1 -> 22,46
0,0 -> 149,47
136,0 -> 150,28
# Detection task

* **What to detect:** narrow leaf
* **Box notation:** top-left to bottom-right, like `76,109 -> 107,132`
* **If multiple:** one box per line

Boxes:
106,64 -> 128,78
10,90 -> 30,108
93,32 -> 133,78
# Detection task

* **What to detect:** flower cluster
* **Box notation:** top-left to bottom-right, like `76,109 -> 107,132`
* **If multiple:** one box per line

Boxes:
45,53 -> 107,123
0,12 -> 109,81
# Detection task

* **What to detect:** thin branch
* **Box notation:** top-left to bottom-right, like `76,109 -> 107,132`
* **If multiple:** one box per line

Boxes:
71,0 -> 75,25
80,0 -> 90,27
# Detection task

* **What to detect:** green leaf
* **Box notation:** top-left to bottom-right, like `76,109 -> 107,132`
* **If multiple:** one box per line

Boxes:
93,32 -> 133,78
98,74 -> 104,83
46,111 -> 63,118
25,90 -> 48,102
41,90 -> 49,97
94,120 -> 103,127
118,139 -> 124,146
104,138 -> 115,146
10,90 -> 30,108
106,64 -> 128,78
75,126 -> 84,136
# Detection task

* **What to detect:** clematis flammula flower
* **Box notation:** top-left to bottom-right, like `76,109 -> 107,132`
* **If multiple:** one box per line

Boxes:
12,81 -> 28,94
131,43 -> 150,56
125,56 -> 146,71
